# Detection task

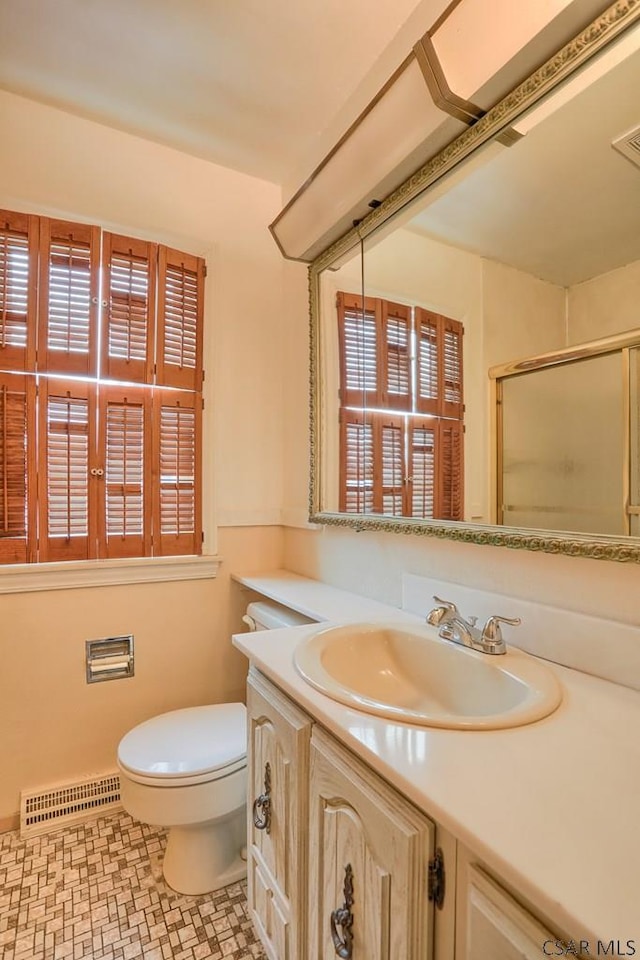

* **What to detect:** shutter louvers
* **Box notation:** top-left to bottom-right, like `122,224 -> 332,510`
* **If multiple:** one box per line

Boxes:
39,219 -> 100,375
379,414 -> 406,515
39,380 -> 97,561
102,234 -> 157,383
0,210 -> 38,373
0,373 -> 35,562
438,420 -> 464,521
441,318 -> 464,419
339,409 -> 375,514
381,301 -> 411,411
153,390 -> 201,555
157,247 -> 204,390
409,419 -> 436,520
337,291 -> 381,407
99,387 -> 151,558
416,308 -> 440,415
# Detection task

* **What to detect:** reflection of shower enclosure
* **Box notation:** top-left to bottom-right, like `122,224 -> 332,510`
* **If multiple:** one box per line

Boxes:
492,334 -> 640,537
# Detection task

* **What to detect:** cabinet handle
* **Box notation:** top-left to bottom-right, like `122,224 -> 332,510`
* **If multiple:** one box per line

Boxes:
252,761 -> 271,834
330,863 -> 354,959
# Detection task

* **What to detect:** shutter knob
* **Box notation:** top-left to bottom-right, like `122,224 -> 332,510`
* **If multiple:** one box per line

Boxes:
90,468 -> 104,477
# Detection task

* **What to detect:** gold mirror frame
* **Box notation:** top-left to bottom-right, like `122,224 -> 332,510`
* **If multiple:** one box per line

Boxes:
308,0 -> 640,563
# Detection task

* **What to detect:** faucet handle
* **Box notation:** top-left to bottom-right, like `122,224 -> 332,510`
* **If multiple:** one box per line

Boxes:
426,595 -> 459,626
481,615 -> 521,652
432,595 -> 459,614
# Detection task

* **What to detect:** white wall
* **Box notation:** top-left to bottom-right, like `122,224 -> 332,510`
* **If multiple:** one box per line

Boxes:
0,90 -> 288,823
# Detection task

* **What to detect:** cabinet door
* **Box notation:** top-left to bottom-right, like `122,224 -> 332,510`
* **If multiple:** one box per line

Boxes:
456,861 -> 564,960
308,727 -> 436,960
247,668 -> 312,960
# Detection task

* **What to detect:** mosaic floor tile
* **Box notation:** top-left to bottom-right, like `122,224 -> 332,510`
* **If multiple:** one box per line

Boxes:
0,812 -> 266,960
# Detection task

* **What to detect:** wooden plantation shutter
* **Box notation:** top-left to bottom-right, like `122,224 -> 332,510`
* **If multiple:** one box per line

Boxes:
339,408 -> 375,514
102,233 -> 157,383
415,308 -> 440,415
441,317 -> 464,419
99,386 -> 152,559
337,291 -> 381,408
409,419 -> 436,520
153,389 -> 202,555
157,247 -> 204,390
378,413 -> 406,515
438,420 -> 464,520
416,309 -> 464,418
38,219 -> 100,376
0,208 -> 206,566
39,379 -> 98,561
0,373 -> 36,562
381,300 -> 411,410
0,210 -> 38,373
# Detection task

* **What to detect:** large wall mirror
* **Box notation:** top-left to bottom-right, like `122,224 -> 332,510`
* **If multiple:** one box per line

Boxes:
309,6 -> 640,562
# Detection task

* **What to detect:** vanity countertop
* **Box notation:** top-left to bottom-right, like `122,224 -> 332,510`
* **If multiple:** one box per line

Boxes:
232,570 -> 640,946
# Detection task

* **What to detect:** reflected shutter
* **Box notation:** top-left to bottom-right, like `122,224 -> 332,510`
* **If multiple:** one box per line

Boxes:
102,234 -> 157,383
378,413 -> 406,515
39,379 -> 97,561
337,291 -> 381,407
381,301 -> 411,411
153,389 -> 202,555
0,210 -> 38,373
437,420 -> 464,521
415,308 -> 440,415
0,372 -> 36,562
441,317 -> 464,419
339,408 -> 375,514
157,247 -> 204,390
38,219 -> 100,375
408,419 -> 436,520
99,386 -> 151,559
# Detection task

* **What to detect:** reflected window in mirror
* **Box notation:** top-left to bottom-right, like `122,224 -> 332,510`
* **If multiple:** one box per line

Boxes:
336,290 -> 464,519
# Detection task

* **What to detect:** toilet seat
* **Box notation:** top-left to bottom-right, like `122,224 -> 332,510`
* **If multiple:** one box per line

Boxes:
118,703 -> 247,788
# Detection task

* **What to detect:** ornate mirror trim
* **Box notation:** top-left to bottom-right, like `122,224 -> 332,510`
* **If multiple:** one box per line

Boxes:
308,0 -> 640,563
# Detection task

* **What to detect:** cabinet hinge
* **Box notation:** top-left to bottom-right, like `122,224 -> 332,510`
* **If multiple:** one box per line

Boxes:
428,848 -> 445,910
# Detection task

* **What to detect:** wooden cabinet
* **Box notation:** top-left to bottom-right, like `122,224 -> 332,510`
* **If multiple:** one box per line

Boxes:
455,853 -> 564,960
246,669 -> 570,960
307,727 -> 436,960
247,667 -> 312,960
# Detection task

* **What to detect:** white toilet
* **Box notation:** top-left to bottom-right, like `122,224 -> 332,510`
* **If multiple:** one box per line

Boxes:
117,600 -> 313,896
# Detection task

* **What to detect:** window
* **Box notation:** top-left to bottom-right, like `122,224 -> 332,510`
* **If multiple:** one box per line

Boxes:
336,291 -> 463,520
0,209 -> 204,565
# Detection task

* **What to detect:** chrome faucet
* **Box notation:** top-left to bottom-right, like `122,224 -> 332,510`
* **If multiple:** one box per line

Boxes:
426,596 -> 521,655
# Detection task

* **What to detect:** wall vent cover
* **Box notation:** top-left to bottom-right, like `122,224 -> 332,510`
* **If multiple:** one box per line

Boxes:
612,125 -> 640,168
20,773 -> 122,838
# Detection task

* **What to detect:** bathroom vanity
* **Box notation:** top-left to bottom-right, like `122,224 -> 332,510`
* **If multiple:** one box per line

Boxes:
233,571 -> 640,960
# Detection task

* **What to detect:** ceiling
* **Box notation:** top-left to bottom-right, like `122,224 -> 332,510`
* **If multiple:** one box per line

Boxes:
408,33 -> 640,286
0,0 -> 423,185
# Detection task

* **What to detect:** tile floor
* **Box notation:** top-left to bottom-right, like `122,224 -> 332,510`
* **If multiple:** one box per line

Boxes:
0,811 -> 266,960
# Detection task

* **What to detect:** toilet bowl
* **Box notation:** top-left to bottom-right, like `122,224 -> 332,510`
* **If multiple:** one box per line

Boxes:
117,702 -> 247,896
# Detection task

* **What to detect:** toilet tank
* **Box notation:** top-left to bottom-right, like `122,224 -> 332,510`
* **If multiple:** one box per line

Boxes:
243,600 -> 315,632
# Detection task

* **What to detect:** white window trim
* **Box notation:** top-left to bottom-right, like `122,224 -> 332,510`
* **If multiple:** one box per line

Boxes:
0,554 -> 221,595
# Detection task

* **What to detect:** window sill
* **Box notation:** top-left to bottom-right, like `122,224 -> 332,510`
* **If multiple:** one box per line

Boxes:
0,554 -> 222,595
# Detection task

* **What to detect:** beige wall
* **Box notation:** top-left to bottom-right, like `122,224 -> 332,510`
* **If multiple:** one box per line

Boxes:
0,88 -> 286,531
568,258 -> 640,344
0,91 -> 289,823
0,526 -> 284,822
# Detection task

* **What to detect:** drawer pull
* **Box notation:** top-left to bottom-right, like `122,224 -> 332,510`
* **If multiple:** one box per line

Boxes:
252,761 -> 271,833
330,863 -> 354,959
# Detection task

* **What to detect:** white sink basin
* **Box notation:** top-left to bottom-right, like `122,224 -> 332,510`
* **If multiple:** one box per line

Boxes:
293,622 -> 562,729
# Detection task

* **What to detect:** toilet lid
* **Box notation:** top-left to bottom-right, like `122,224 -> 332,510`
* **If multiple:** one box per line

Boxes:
117,703 -> 247,780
